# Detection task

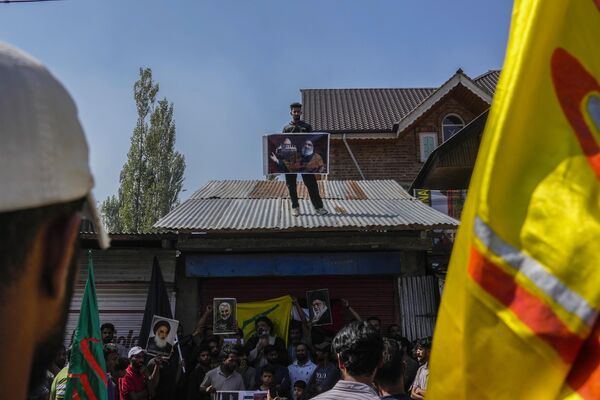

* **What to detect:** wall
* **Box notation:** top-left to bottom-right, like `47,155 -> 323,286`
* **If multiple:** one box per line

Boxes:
328,93 -> 483,188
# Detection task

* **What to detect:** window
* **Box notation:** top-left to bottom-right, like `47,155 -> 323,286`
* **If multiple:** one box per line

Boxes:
442,114 -> 464,141
419,132 -> 438,162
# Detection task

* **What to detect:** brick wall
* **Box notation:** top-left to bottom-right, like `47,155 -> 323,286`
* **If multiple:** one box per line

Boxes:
329,93 -> 487,188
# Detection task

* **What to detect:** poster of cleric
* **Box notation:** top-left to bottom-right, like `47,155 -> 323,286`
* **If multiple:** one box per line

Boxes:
263,133 -> 330,175
145,315 -> 179,357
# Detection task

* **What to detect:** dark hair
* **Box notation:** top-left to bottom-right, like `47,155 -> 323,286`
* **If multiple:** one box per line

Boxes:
374,338 -> 404,388
296,342 -> 308,351
0,198 -> 84,294
386,324 -> 399,335
103,343 -> 118,359
262,364 -> 276,376
153,320 -> 171,334
255,316 -> 273,330
294,380 -> 307,389
416,337 -> 432,349
290,102 -> 302,109
101,323 -> 115,333
197,344 -> 211,354
116,357 -> 129,372
366,316 -> 381,323
398,336 -> 411,351
219,346 -> 239,361
332,321 -> 383,377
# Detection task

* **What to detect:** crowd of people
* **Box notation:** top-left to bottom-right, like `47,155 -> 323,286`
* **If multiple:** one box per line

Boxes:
41,300 -> 432,400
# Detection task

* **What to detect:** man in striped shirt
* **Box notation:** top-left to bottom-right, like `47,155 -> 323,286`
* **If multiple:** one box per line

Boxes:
312,321 -> 383,400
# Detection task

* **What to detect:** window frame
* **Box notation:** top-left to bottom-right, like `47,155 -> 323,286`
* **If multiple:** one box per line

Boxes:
442,113 -> 465,142
419,132 -> 438,162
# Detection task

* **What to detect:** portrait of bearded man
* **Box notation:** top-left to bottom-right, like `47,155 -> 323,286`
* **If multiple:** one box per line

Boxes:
213,298 -> 237,334
146,319 -> 175,356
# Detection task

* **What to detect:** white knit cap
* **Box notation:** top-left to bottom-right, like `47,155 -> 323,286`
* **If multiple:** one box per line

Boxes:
0,42 -> 109,249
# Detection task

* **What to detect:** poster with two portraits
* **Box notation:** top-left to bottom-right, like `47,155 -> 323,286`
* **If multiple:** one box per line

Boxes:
263,133 -> 330,175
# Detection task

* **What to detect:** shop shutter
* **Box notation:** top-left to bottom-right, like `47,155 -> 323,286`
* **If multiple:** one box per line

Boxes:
398,275 -> 440,341
65,248 -> 176,349
199,275 -> 398,331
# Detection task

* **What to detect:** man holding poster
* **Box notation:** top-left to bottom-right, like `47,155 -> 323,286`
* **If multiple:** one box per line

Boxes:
281,102 -> 328,217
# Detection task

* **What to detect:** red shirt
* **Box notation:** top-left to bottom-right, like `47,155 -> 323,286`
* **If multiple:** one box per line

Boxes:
119,365 -> 147,400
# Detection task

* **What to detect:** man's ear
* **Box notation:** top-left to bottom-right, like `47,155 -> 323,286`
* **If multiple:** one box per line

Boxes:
336,353 -> 345,371
39,212 -> 81,298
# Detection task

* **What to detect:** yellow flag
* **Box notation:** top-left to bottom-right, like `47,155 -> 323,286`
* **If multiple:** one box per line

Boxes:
428,1 -> 600,399
237,295 -> 292,346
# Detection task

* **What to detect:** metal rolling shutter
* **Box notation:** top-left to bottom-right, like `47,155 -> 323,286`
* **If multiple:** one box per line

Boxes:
398,275 -> 440,341
65,249 -> 176,349
199,275 -> 398,330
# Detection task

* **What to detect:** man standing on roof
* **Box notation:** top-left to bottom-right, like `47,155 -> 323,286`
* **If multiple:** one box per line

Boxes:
282,102 -> 328,217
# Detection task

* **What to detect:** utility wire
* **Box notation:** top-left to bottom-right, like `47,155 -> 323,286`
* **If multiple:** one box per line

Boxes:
1,0 -> 64,3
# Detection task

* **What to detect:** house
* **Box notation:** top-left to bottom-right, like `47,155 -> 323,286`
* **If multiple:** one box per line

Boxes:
154,179 -> 458,340
302,69 -> 499,188
410,110 -> 489,191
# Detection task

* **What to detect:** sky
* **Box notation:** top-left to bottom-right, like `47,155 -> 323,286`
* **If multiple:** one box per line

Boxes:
0,0 -> 513,203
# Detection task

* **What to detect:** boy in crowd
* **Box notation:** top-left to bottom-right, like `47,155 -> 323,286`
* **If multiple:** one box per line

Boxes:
292,380 -> 307,400
255,345 -> 291,396
258,365 -> 276,392
186,345 -> 212,400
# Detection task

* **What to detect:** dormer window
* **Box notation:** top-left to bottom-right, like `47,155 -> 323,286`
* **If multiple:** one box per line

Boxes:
442,114 -> 464,141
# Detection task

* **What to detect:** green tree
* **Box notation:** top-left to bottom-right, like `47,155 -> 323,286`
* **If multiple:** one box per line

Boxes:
101,68 -> 185,233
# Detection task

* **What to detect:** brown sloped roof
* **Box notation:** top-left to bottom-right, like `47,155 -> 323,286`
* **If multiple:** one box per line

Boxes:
302,70 -> 500,134
473,70 -> 501,95
301,88 -> 436,133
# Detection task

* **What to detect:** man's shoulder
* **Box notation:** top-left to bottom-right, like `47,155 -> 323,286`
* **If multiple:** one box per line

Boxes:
312,381 -> 379,400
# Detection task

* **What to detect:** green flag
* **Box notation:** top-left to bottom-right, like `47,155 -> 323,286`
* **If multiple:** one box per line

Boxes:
64,250 -> 108,400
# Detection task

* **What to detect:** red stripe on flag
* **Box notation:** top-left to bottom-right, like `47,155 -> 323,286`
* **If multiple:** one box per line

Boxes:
468,246 -> 583,364
551,48 -> 600,180
567,319 -> 600,399
80,337 -> 108,385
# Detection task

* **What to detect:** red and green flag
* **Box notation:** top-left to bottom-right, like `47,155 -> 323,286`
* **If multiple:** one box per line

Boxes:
64,250 -> 108,400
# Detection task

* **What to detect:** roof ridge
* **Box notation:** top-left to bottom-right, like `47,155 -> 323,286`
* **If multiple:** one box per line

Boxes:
473,69 -> 501,81
301,87 -> 437,92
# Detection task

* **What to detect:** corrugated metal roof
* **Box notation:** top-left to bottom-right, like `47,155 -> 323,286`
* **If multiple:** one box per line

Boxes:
154,180 -> 458,232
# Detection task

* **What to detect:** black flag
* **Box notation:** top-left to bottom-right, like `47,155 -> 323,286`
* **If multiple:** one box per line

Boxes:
140,256 -> 179,399
139,256 -> 173,348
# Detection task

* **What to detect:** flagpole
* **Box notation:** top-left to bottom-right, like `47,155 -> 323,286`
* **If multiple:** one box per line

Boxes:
174,334 -> 186,374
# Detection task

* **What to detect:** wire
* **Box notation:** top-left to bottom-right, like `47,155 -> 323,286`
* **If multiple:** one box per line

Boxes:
1,0 -> 64,3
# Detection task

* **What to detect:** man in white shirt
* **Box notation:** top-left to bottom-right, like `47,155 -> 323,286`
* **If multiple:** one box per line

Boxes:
288,343 -> 317,388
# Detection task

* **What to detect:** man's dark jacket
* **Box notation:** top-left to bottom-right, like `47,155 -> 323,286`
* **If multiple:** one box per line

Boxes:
282,120 -> 313,133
